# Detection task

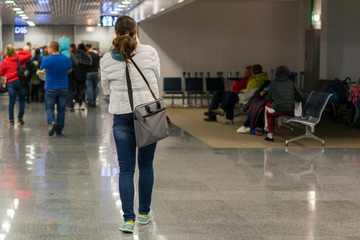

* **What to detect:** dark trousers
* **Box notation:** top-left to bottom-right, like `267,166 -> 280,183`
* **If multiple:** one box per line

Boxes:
67,74 -> 75,108
31,84 -> 40,102
209,91 -> 239,120
75,81 -> 86,106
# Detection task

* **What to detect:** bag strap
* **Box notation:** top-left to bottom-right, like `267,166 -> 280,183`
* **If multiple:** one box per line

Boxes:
17,59 -> 21,70
130,58 -> 157,101
125,64 -> 135,111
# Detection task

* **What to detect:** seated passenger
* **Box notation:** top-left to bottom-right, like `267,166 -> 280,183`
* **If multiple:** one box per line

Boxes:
236,80 -> 270,133
203,66 -> 251,124
264,66 -> 302,142
238,64 -> 268,105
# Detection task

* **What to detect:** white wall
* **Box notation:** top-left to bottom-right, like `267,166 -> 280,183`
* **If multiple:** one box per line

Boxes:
2,25 -> 115,53
139,0 -> 310,90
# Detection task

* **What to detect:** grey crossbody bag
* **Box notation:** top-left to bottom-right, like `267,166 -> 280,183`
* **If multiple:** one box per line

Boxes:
126,58 -> 172,148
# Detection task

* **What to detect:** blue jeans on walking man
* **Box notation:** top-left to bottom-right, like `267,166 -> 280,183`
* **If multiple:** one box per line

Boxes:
86,72 -> 99,106
45,88 -> 68,134
7,79 -> 26,121
113,113 -> 157,222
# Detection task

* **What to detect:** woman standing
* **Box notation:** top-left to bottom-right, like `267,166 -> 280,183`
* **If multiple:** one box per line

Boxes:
0,44 -> 32,125
100,16 -> 160,233
75,43 -> 92,109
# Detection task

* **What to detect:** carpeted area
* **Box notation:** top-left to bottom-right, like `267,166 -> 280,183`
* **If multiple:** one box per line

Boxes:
166,107 -> 360,149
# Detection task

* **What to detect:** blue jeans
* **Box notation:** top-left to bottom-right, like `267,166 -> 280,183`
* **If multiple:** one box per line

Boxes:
209,91 -> 239,120
7,79 -> 26,120
113,113 -> 157,221
45,88 -> 68,134
86,72 -> 99,105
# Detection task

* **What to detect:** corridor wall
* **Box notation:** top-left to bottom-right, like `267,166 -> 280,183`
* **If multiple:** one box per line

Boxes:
2,25 -> 114,52
139,0 -> 311,90
321,0 -> 360,82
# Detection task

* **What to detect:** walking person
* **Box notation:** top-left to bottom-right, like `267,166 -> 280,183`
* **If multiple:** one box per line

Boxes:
75,43 -> 92,110
85,43 -> 100,108
67,44 -> 78,111
40,41 -> 72,136
100,16 -> 160,233
0,44 -> 32,125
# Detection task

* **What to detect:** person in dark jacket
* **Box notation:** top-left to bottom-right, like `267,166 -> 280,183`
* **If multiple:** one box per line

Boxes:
0,44 -> 32,125
85,43 -> 100,108
264,66 -> 302,142
67,43 -> 78,111
75,43 -> 92,109
204,66 -> 251,124
236,80 -> 270,133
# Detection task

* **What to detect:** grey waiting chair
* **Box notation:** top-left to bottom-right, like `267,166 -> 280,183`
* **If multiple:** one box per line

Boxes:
279,91 -> 332,146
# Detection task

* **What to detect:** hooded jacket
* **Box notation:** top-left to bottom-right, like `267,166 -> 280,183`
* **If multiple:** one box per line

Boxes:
76,49 -> 92,82
59,37 -> 71,58
100,39 -> 160,115
0,50 -> 32,83
268,73 -> 302,112
245,72 -> 269,90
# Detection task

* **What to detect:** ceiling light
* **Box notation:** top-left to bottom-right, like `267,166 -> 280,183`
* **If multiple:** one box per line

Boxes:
111,11 -> 118,14
13,7 -> 21,11
5,0 -> 15,3
97,23 -> 101,27
21,16 -> 29,19
178,0 -> 184,2
160,8 -> 165,12
117,4 -> 126,8
16,11 -> 24,14
27,21 -> 35,26
122,0 -> 131,4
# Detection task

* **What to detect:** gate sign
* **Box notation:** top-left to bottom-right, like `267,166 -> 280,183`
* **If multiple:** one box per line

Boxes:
14,26 -> 28,35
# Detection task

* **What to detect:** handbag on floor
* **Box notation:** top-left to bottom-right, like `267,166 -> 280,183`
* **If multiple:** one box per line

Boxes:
126,58 -> 172,148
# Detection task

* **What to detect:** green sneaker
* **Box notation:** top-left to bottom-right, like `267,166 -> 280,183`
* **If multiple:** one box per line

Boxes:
119,220 -> 135,233
137,209 -> 154,224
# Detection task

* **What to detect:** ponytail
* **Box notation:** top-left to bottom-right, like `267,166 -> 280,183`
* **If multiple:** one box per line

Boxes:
112,34 -> 137,63
112,16 -> 138,63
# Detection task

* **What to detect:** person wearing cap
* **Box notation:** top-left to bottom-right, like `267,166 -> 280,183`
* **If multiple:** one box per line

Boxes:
264,66 -> 302,142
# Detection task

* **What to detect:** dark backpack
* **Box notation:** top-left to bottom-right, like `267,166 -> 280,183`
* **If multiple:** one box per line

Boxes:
17,59 -> 33,87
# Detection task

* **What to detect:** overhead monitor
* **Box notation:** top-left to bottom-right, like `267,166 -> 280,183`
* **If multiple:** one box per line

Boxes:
100,15 -> 118,27
14,26 -> 28,35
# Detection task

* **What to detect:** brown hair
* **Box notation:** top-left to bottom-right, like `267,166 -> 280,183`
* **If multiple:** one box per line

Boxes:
112,16 -> 137,63
85,43 -> 93,50
275,65 -> 290,76
5,44 -> 16,57
252,64 -> 263,75
49,41 -> 60,52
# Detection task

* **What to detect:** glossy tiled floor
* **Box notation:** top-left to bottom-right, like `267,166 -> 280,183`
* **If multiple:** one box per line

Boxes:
0,95 -> 359,240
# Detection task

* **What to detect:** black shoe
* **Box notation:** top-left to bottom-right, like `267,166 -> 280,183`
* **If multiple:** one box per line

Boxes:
204,117 -> 217,122
18,119 -> 25,125
9,120 -> 14,126
48,122 -> 57,136
264,137 -> 274,142
204,111 -> 209,116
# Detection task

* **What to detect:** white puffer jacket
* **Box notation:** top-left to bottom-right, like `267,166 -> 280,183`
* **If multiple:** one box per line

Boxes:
100,40 -> 160,115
